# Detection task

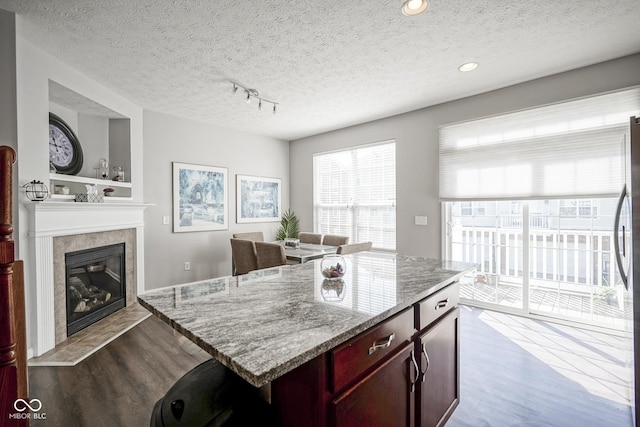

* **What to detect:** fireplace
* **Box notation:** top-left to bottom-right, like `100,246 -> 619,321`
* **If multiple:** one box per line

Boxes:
65,243 -> 126,336
25,202 -> 147,357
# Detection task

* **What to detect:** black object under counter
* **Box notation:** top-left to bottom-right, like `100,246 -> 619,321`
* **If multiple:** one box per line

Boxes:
138,252 -> 475,388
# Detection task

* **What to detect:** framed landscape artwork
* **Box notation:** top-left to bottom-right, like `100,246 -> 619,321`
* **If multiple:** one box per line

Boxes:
173,162 -> 228,232
236,174 -> 281,223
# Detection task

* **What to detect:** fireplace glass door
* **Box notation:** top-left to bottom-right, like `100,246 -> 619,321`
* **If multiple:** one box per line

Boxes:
65,243 -> 126,336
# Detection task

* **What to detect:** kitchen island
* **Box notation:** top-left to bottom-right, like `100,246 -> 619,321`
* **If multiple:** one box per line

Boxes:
139,252 -> 475,426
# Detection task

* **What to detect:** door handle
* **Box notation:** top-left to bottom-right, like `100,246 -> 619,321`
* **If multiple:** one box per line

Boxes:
420,342 -> 430,382
410,350 -> 420,393
613,184 -> 628,289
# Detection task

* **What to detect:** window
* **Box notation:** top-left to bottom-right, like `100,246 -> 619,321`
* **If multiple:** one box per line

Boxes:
460,201 -> 486,216
313,141 -> 396,250
559,200 -> 597,218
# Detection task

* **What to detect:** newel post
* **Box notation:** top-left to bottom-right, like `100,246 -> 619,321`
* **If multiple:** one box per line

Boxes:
0,146 -> 25,426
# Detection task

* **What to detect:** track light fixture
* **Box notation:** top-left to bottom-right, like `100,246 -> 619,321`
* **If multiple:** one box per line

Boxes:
231,82 -> 278,114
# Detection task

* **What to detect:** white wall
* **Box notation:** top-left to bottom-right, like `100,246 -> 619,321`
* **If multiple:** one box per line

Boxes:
290,54 -> 640,259
13,24 -> 145,356
142,110 -> 289,290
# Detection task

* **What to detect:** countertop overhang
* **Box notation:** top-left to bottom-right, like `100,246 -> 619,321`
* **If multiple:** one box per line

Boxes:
138,252 -> 475,387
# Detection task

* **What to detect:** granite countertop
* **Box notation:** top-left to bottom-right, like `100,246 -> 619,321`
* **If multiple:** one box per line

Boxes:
138,252 -> 475,387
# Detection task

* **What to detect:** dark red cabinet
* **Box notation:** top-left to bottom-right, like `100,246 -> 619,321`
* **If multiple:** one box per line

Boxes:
272,282 -> 461,427
417,307 -> 461,427
330,342 -> 416,427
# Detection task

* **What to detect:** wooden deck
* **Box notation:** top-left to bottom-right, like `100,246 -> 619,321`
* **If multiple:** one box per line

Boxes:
460,279 -> 631,330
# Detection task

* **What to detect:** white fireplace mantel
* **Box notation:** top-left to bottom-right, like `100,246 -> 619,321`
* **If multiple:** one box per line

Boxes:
24,201 -> 151,357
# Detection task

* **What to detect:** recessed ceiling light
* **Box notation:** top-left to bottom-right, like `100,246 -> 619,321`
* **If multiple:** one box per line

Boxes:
402,0 -> 428,16
458,62 -> 479,72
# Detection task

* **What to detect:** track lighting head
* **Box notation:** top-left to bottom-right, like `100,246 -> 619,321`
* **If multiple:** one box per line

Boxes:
231,82 -> 278,114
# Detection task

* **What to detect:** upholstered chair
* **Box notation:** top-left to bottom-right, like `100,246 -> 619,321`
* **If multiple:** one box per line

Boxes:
230,238 -> 258,275
232,231 -> 264,242
322,234 -> 349,246
298,232 -> 323,244
255,242 -> 287,270
336,241 -> 373,255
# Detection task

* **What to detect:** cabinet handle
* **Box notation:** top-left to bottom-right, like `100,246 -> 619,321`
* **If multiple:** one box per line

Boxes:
410,350 -> 420,393
368,333 -> 395,355
435,298 -> 449,310
421,343 -> 430,382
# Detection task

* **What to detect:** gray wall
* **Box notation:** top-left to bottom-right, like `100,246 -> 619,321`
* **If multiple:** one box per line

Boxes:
0,9 -> 18,242
290,54 -> 640,259
142,110 -> 289,289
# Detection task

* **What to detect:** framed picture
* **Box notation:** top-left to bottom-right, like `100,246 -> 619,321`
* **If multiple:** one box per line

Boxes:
236,174 -> 281,223
173,162 -> 228,232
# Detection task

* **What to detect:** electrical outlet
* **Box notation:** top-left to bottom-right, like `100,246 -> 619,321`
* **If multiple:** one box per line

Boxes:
414,216 -> 428,226
184,261 -> 190,271
162,216 -> 170,225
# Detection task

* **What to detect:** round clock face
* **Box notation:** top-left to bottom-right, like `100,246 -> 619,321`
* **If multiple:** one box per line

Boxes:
48,113 -> 83,175
49,125 -> 74,167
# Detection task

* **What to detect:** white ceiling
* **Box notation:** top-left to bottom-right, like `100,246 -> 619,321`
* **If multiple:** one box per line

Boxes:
2,0 -> 640,141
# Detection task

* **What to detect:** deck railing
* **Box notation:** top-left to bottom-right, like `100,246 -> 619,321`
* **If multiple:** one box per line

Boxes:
452,226 -> 618,290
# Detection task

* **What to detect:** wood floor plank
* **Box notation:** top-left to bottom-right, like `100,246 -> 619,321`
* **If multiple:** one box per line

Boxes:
448,306 -> 633,427
28,315 -> 210,426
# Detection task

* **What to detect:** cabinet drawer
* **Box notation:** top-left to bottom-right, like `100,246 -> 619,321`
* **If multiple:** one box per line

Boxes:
331,308 -> 414,393
415,282 -> 459,331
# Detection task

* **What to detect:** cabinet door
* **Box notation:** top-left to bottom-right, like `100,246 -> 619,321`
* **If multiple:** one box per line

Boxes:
330,342 -> 416,427
417,307 -> 460,427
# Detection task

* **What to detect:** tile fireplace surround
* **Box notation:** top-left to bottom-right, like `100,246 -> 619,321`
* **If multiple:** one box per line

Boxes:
24,202 -> 148,358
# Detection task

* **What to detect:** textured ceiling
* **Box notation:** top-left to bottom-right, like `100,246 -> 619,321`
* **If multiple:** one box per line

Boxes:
2,0 -> 640,141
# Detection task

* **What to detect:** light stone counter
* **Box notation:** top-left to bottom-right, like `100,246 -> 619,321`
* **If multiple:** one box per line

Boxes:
138,252 -> 475,387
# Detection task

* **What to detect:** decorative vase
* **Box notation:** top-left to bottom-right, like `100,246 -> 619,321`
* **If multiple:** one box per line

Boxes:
321,255 -> 346,280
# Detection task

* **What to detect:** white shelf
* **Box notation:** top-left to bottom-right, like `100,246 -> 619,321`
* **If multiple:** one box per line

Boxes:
49,173 -> 132,188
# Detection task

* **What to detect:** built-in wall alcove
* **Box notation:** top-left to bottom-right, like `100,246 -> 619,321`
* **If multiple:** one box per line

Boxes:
48,80 -> 133,199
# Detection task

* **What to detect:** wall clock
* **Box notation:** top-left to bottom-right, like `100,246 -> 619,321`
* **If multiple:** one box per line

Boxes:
49,113 -> 83,175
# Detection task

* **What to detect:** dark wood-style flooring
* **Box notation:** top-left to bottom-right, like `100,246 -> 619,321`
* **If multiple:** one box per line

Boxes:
28,307 -> 633,426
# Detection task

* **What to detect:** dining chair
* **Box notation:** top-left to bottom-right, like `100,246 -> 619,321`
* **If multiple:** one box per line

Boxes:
298,232 -> 323,244
255,242 -> 287,270
230,238 -> 258,275
232,231 -> 264,242
337,241 -> 373,255
322,234 -> 349,246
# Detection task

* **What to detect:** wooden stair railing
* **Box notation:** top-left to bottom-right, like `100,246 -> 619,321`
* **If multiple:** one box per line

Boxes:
0,146 -> 28,427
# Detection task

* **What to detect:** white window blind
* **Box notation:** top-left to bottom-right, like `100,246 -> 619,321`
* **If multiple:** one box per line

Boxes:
313,141 -> 396,250
439,88 -> 640,201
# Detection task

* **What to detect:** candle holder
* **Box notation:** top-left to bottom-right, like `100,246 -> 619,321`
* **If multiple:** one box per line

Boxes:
97,158 -> 109,179
112,166 -> 125,181
23,180 -> 49,201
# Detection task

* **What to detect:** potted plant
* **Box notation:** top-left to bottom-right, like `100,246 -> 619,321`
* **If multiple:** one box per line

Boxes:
276,209 -> 300,241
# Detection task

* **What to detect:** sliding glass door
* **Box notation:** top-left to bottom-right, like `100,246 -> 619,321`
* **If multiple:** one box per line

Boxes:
448,201 -> 523,310
445,198 -> 630,330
